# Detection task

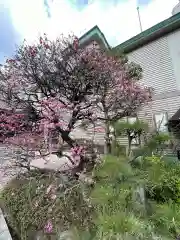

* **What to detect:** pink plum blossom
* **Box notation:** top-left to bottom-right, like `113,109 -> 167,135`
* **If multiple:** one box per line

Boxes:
44,221 -> 53,233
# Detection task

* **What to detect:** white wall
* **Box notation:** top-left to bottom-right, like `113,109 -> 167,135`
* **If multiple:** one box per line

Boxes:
128,34 -> 178,95
167,29 -> 180,90
122,30 -> 180,135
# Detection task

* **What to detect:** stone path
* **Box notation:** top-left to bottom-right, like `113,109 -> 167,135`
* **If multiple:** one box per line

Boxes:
0,209 -> 12,240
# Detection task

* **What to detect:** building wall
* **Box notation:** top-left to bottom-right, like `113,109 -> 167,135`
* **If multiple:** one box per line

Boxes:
128,34 -> 178,95
167,29 -> 180,90
139,95 -> 180,127
127,30 -> 180,129
113,30 -> 180,146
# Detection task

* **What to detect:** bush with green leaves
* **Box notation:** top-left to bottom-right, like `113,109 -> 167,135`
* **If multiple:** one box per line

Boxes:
89,155 -> 180,239
132,132 -> 171,159
136,155 -> 180,203
111,139 -> 126,157
151,202 -> 180,238
112,119 -> 148,156
0,170 -> 94,240
89,156 -> 167,239
2,154 -> 180,239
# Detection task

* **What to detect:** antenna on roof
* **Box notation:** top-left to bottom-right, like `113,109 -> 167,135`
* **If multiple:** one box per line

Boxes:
137,6 -> 143,32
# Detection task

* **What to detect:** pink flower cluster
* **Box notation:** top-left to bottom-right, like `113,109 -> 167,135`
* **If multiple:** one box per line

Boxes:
6,59 -> 16,64
0,112 -> 26,136
40,98 -> 70,119
44,220 -> 53,233
38,98 -> 72,134
71,146 -> 85,162
4,132 -> 44,150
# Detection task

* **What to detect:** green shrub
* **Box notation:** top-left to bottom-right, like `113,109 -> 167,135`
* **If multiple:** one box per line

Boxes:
150,202 -> 180,238
90,155 -> 180,239
2,153 -> 180,239
111,140 -> 126,157
0,170 -> 94,240
90,156 -> 152,240
140,156 -> 180,203
132,133 -> 170,160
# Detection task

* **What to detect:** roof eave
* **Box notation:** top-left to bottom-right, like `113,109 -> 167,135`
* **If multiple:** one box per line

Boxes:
113,12 -> 180,54
121,22 -> 180,54
79,25 -> 110,50
79,33 -> 110,50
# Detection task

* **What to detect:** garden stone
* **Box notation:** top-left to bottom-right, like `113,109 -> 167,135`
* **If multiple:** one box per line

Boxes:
135,186 -> 145,204
35,229 -> 74,240
133,185 -> 148,214
0,151 -> 75,190
32,151 -> 79,171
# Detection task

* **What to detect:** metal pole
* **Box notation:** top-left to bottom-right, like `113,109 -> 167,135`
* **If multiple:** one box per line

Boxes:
137,6 -> 143,32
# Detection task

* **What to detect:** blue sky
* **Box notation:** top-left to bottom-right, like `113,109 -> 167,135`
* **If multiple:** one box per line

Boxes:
0,0 -> 178,63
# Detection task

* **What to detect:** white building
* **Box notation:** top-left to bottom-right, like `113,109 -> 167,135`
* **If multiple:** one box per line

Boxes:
78,1 -> 180,146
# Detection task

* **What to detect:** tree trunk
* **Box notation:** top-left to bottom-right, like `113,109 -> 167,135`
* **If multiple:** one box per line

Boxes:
127,135 -> 131,156
57,127 -> 75,148
57,127 -> 96,176
138,133 -> 141,147
104,120 -> 111,154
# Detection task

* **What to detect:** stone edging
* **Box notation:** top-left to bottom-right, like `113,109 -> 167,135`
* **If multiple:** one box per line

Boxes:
0,208 -> 12,240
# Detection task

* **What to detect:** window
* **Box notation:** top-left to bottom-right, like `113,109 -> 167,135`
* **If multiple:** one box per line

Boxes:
127,117 -> 140,145
128,117 -> 137,124
131,134 -> 140,145
154,112 -> 168,132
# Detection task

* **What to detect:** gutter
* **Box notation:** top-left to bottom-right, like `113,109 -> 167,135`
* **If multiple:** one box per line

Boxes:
114,13 -> 180,54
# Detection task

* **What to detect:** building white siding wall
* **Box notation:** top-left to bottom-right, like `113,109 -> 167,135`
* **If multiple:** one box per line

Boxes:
128,35 -> 178,95
126,30 -> 180,132
138,96 -> 180,128
167,29 -> 180,89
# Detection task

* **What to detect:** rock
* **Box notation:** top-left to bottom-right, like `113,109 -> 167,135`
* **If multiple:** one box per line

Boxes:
31,151 -> 79,171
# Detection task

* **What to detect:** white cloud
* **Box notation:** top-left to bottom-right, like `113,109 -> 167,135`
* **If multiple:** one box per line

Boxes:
9,0 -> 48,42
8,0 -> 179,46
